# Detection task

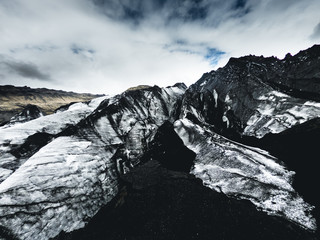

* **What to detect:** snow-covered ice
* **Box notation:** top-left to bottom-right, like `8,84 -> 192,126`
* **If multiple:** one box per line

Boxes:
174,118 -> 317,230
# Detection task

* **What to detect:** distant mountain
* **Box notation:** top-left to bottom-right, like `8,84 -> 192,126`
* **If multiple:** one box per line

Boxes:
0,45 -> 320,240
0,85 -> 104,125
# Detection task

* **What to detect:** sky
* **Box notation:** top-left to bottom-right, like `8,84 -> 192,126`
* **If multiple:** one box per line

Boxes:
0,0 -> 320,95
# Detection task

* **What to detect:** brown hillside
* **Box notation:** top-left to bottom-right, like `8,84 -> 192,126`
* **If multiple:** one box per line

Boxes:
0,85 -> 104,124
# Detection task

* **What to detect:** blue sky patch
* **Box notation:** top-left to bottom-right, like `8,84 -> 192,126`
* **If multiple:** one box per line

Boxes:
205,48 -> 225,66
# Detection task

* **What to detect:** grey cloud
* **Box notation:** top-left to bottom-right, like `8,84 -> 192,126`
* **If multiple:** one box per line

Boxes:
310,22 -> 320,39
233,0 -> 246,9
92,0 -> 251,26
70,44 -> 95,55
0,58 -> 51,81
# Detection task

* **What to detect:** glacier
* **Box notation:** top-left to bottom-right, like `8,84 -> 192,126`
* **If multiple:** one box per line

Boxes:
174,118 -> 316,230
0,84 -> 186,240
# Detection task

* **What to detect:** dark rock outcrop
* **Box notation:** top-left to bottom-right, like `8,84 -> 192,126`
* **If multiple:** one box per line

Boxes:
141,121 -> 196,172
3,104 -> 44,126
260,118 -> 320,207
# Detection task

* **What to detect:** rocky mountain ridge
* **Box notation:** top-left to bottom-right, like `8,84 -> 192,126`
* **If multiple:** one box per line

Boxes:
181,45 -> 320,138
0,45 -> 320,240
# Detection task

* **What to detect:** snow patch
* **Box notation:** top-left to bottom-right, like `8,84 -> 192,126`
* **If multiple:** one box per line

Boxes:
0,136 -> 119,240
244,90 -> 320,138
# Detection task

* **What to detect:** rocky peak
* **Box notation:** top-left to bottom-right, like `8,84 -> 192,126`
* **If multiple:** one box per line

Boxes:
181,45 -> 320,138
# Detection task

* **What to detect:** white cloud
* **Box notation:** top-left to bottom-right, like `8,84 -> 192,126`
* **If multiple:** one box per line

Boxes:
0,0 -> 319,94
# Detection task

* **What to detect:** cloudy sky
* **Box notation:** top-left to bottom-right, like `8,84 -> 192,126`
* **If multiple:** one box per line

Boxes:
0,0 -> 320,94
